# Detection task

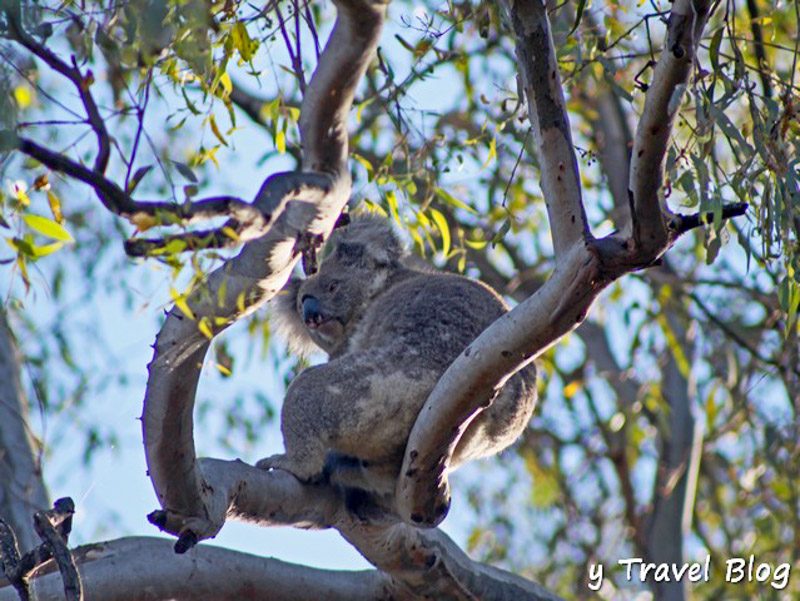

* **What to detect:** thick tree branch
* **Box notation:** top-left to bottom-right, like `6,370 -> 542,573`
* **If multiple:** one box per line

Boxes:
498,0 -> 588,259
397,0 -> 726,527
628,0 -> 714,253
299,0 -> 386,173
142,0 -> 386,550
0,528 -> 560,601
0,536 -> 391,601
143,460 -> 560,600
0,312 -> 48,555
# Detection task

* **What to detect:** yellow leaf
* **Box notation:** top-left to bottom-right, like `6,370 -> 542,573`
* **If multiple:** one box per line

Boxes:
31,241 -> 65,257
48,192 -> 64,223
130,213 -> 158,232
464,239 -> 487,249
23,214 -> 74,241
483,136 -> 497,169
220,72 -> 233,96
209,114 -> 228,146
198,317 -> 213,339
170,287 -> 196,321
16,256 -> 30,293
386,190 -> 400,224
409,227 -> 425,255
429,208 -> 450,257
13,85 -> 33,109
216,362 -> 232,376
221,226 -> 240,241
275,130 -> 286,154
563,381 -> 581,399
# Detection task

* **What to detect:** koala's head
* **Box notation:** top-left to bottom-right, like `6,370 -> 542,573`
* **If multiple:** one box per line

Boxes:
272,214 -> 407,357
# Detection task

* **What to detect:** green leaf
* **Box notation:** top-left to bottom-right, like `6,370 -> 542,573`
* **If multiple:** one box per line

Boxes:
172,161 -> 198,183
7,237 -> 35,257
128,164 -> 153,193
23,214 -> 74,242
709,27 -> 724,71
568,0 -> 587,38
492,219 -> 511,246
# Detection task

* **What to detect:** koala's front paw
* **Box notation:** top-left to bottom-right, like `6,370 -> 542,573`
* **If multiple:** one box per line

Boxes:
255,454 -> 325,485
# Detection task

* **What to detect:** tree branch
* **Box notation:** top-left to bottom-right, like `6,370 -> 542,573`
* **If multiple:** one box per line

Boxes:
0,311 -> 49,555
141,0 -> 386,550
498,0 -> 588,259
396,0 -> 727,528
0,134 -> 331,255
5,3 -> 109,174
628,0 -> 714,254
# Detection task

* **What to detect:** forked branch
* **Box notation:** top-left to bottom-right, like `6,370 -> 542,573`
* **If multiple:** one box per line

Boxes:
397,0 -> 723,527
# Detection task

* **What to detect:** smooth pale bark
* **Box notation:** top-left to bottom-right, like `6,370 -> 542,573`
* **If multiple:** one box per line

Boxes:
0,312 -> 49,553
0,537 -> 390,601
502,0 -> 589,257
629,0 -> 714,247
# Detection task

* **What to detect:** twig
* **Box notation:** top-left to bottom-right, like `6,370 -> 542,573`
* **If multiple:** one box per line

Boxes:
6,6 -> 110,173
668,201 -> 748,235
125,69 -> 153,191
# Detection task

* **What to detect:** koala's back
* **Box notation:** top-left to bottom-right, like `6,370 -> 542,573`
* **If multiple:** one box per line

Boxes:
348,269 -> 509,367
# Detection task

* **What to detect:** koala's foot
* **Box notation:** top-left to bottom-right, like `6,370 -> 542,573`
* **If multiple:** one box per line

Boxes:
256,454 -> 326,485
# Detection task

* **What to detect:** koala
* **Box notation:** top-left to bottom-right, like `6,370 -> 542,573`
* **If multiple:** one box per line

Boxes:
258,214 -> 537,500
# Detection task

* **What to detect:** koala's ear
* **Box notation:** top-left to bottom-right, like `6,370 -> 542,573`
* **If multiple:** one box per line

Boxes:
335,241 -> 366,266
330,214 -> 407,268
270,277 -> 320,357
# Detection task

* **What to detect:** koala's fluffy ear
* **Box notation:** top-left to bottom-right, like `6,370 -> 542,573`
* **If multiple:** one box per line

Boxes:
270,276 -> 319,357
328,214 -> 407,268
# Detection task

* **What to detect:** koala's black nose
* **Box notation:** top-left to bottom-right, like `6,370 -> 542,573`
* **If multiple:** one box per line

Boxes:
301,295 -> 322,326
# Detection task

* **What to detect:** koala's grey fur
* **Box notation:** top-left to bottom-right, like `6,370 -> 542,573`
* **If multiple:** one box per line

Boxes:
258,214 -> 537,499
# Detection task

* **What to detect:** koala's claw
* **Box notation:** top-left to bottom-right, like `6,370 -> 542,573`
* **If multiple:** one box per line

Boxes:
255,453 -> 294,472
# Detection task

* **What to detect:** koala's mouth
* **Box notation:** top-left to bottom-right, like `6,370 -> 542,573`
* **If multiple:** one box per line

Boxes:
307,317 -> 344,343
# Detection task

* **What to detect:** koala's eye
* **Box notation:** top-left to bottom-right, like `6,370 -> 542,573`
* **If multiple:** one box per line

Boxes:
328,281 -> 339,293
